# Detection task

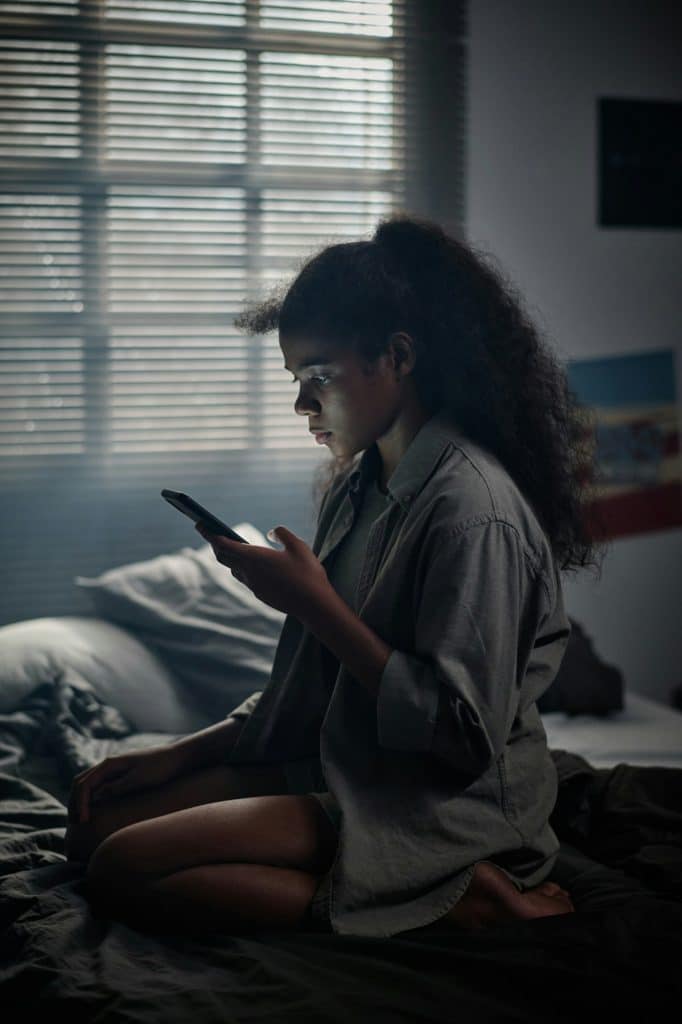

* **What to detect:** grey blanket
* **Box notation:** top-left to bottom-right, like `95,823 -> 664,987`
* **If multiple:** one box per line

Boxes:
1,678 -> 681,1023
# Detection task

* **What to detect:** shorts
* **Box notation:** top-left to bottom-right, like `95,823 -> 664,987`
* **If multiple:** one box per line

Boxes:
282,755 -> 340,932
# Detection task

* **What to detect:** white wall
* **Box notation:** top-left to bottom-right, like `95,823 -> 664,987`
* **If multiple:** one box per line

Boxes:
467,0 -> 682,703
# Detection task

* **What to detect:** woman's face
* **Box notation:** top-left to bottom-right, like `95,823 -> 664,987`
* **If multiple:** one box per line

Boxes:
280,333 -> 405,460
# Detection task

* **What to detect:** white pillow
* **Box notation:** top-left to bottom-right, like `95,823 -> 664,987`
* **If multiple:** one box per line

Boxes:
74,523 -> 285,722
0,616 -> 209,733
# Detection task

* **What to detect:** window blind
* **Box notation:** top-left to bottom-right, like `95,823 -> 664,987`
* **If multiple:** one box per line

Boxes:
0,0 -> 467,625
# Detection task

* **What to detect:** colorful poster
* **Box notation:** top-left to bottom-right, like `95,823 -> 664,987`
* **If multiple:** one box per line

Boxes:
566,350 -> 682,539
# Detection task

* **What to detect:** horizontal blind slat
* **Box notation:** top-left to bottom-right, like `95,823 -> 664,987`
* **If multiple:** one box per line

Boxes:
0,0 -> 468,626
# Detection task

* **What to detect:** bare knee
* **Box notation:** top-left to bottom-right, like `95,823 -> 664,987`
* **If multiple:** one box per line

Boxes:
85,827 -> 145,912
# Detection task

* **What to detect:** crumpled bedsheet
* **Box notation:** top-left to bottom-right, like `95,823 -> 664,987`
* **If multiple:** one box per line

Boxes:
1,677 -> 681,1023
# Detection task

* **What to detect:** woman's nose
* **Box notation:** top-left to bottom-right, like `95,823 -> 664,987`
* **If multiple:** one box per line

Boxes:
294,391 -> 320,416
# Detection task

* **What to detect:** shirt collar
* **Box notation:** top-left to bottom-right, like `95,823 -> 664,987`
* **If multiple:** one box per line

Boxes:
348,408 -> 463,511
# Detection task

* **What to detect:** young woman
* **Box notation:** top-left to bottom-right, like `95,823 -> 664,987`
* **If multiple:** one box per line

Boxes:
66,214 -> 599,938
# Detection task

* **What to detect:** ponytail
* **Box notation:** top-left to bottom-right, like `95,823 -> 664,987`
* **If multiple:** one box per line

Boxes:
235,213 -> 602,573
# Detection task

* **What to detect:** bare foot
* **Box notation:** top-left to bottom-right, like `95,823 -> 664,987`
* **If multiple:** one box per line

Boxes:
436,860 -> 575,931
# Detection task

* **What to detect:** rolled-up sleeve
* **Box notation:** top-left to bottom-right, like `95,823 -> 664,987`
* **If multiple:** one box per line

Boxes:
376,519 -> 540,776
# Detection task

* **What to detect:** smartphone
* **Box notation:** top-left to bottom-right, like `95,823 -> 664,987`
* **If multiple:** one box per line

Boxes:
161,489 -> 249,543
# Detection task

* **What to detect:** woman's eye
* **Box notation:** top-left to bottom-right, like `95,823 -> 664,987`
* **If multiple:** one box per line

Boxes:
288,375 -> 331,387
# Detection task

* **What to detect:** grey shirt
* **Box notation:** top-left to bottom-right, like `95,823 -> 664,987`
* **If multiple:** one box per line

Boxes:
227,408 -> 571,938
326,471 -> 392,615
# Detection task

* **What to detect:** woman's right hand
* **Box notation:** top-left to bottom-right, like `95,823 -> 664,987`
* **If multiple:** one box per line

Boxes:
67,743 -> 188,825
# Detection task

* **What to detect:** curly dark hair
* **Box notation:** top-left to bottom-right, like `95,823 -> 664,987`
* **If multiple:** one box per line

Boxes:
236,213 -> 604,574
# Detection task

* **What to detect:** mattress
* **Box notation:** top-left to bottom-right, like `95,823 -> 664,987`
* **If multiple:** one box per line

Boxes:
541,691 -> 682,769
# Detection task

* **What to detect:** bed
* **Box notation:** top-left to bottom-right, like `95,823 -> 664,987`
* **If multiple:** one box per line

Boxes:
1,524 -> 681,1022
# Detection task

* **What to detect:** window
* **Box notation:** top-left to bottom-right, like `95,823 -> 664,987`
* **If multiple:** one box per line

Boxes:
0,0 -> 467,624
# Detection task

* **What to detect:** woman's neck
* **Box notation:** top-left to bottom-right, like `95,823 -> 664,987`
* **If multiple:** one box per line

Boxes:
376,395 -> 434,492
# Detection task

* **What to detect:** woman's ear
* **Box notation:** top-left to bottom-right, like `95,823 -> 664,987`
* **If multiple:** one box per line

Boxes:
388,331 -> 418,377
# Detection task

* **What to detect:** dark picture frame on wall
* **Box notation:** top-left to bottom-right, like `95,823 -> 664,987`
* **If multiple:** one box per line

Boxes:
598,97 -> 682,228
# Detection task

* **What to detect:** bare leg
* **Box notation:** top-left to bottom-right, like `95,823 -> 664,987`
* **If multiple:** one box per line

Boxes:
88,861 -> 320,934
435,861 -> 575,931
65,760 -> 288,865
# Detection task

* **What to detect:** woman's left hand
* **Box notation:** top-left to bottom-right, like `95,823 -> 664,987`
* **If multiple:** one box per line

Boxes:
195,522 -> 331,622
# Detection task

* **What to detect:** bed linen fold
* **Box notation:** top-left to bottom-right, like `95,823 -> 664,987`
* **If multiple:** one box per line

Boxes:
0,681 -> 680,1022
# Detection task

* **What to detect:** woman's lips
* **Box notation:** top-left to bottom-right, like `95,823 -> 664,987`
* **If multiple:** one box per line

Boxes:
314,432 -> 332,444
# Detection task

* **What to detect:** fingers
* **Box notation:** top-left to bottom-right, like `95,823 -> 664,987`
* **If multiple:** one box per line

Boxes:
65,820 -> 98,864
67,780 -> 79,821
69,761 -> 128,824
195,522 -> 246,557
199,531 -> 248,580
68,768 -> 90,823
78,774 -> 95,825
